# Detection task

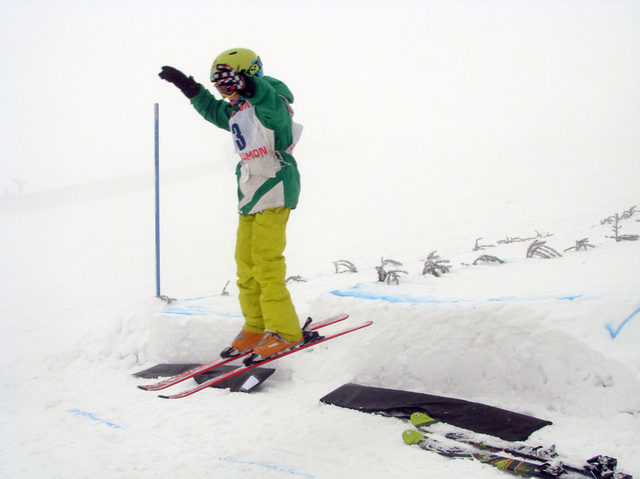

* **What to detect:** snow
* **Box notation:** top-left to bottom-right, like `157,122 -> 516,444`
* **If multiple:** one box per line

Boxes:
1,1 -> 640,478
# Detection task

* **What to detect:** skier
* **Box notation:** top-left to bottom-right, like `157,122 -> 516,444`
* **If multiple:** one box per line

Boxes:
159,48 -> 304,361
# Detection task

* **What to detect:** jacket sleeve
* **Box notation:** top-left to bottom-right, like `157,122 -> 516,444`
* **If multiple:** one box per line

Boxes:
189,85 -> 234,131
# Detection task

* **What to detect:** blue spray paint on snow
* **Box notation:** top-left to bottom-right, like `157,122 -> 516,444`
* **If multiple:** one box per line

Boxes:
218,457 -> 314,478
163,308 -> 242,318
605,306 -> 640,339
330,284 -> 583,304
161,295 -> 243,317
68,409 -> 123,429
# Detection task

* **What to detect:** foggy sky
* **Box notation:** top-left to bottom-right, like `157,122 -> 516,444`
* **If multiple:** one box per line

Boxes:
1,0 -> 638,195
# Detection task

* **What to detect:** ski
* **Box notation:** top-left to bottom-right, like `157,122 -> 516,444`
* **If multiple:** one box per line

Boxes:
137,313 -> 349,392
410,412 -> 560,463
409,413 -> 632,479
403,430 -> 585,479
158,320 -> 373,399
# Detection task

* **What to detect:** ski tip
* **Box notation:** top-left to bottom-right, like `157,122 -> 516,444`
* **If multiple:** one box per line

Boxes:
410,412 -> 438,428
403,430 -> 425,446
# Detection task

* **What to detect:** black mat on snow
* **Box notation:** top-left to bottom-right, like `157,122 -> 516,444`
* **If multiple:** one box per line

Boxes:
320,383 -> 552,441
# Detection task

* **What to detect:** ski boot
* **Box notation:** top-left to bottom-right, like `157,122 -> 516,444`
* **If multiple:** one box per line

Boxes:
220,329 -> 265,358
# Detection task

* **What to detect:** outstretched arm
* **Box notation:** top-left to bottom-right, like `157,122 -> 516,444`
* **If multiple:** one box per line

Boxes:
159,65 -> 234,130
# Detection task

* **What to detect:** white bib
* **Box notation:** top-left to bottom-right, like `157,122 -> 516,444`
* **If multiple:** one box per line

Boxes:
229,101 -> 271,161
229,98 -> 303,187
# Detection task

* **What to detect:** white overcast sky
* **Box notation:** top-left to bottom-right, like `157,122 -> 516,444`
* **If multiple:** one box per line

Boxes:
0,0 -> 638,194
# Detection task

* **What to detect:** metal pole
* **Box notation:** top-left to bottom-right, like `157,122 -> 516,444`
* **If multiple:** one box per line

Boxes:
154,103 -> 161,297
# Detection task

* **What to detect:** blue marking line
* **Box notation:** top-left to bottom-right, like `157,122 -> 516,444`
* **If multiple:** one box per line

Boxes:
68,409 -> 123,429
161,295 -> 243,317
605,306 -> 640,339
218,457 -> 314,478
162,309 -> 242,317
330,284 -> 584,304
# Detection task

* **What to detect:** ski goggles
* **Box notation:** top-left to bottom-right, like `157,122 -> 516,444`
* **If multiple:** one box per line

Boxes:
215,84 -> 237,99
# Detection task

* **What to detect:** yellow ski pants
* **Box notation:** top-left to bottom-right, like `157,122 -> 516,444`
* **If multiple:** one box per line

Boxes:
235,206 -> 302,342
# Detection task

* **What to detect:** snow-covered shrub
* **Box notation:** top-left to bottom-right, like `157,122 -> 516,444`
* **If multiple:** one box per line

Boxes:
333,260 -> 358,274
564,238 -> 595,253
527,240 -> 563,259
422,251 -> 451,277
473,254 -> 505,265
375,257 -> 408,284
605,211 -> 639,242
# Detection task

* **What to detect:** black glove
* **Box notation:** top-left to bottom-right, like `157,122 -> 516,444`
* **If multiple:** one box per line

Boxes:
159,66 -> 201,99
211,64 -> 247,94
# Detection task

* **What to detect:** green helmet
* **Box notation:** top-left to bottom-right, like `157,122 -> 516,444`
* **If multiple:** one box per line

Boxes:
210,48 -> 263,82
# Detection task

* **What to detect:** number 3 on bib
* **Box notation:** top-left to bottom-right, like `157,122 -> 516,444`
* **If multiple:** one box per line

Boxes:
231,123 -> 247,150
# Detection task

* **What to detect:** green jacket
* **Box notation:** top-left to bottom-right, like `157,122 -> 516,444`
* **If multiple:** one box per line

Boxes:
190,76 -> 301,215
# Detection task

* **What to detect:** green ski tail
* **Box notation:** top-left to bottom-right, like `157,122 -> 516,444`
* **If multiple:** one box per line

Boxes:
403,430 -> 559,478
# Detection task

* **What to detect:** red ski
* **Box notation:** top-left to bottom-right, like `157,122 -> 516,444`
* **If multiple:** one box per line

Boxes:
159,320 -> 373,399
138,314 -> 349,392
